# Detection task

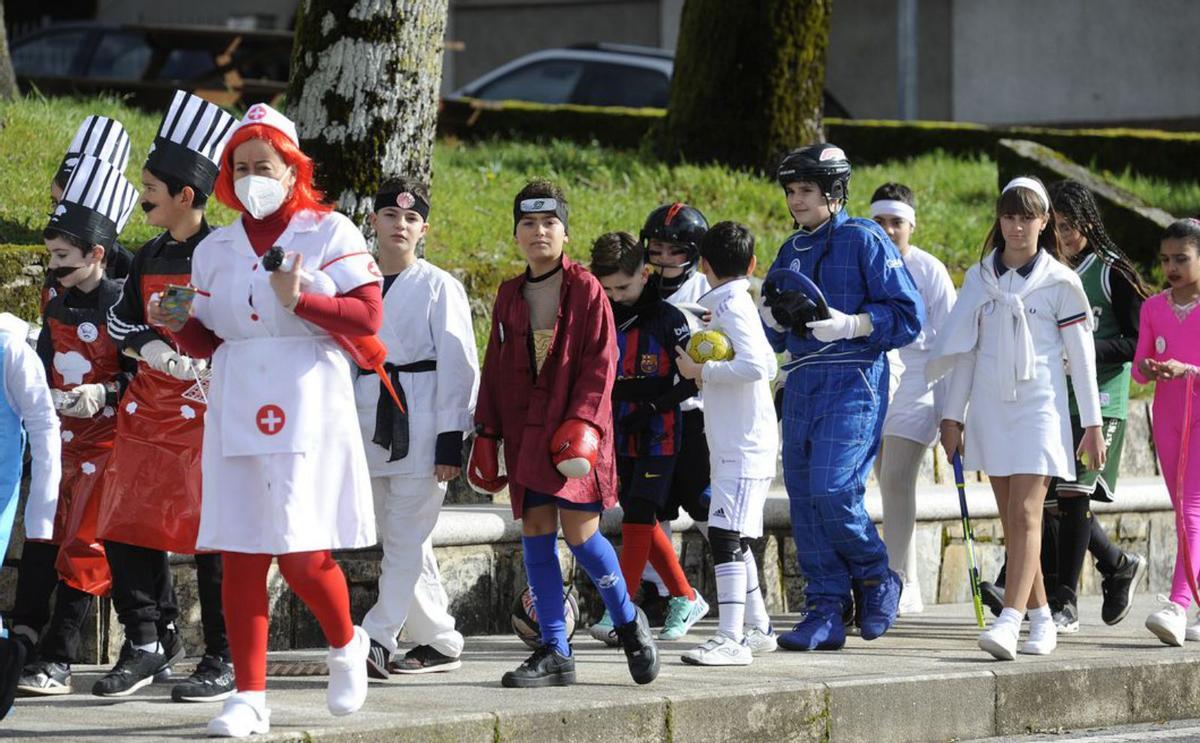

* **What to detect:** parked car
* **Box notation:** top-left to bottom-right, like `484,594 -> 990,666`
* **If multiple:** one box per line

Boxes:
448,42 -> 850,117
9,22 -> 292,109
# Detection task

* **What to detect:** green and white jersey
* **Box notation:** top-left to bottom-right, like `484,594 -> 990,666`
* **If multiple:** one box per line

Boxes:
1068,251 -> 1130,420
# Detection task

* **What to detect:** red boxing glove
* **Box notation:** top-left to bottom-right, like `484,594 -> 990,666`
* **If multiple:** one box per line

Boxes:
550,419 -> 601,479
468,427 -> 507,494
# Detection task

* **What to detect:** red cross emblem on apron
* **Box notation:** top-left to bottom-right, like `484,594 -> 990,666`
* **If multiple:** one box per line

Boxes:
256,404 -> 286,436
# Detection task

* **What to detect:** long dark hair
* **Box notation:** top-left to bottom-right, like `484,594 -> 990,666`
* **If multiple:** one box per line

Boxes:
1049,180 -> 1152,299
979,175 -> 1060,264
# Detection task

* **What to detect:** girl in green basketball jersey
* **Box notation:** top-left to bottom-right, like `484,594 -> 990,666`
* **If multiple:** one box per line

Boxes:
1045,180 -> 1153,632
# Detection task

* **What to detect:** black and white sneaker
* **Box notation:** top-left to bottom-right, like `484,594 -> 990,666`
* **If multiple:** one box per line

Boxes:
391,645 -> 462,675
17,661 -> 72,696
365,639 -> 391,680
1101,552 -> 1147,626
500,645 -> 575,688
613,607 -> 659,685
1051,601 -> 1080,634
92,643 -> 167,697
170,654 -> 234,702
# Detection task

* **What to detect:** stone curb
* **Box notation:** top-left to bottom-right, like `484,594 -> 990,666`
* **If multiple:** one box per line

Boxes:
191,654 -> 1200,742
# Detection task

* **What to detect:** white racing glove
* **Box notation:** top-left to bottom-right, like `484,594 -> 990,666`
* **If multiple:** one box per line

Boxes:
140,339 -> 207,381
806,307 -> 874,343
757,293 -> 787,333
59,383 -> 107,418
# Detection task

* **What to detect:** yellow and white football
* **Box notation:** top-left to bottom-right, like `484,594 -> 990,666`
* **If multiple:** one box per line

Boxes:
686,329 -> 734,363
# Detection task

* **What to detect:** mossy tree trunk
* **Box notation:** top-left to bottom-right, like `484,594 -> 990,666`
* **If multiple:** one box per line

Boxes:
0,4 -> 18,100
661,0 -> 831,173
287,0 -> 449,225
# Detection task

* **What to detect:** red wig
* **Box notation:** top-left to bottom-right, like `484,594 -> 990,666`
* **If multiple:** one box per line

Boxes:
213,124 -> 331,220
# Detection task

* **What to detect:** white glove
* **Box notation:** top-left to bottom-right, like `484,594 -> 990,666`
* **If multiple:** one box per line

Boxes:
60,383 -> 106,418
757,293 -> 786,333
300,267 -> 338,297
806,307 -> 874,343
140,339 -> 207,381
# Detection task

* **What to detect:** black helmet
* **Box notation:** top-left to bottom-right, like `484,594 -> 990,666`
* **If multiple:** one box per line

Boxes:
639,202 -> 709,268
777,143 -> 852,202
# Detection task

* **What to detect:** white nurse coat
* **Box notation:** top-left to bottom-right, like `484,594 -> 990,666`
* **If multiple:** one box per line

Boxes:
190,209 -> 380,554
882,246 -> 957,445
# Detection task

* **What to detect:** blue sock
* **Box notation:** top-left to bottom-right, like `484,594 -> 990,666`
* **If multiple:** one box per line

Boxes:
570,531 -> 636,626
522,533 -> 570,656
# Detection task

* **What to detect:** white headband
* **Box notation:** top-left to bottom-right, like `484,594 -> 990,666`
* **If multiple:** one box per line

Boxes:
869,199 -> 916,227
1002,177 -> 1051,213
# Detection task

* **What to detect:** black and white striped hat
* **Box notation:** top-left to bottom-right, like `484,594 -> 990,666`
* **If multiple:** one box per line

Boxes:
144,90 -> 237,197
47,154 -> 139,249
54,116 -> 131,188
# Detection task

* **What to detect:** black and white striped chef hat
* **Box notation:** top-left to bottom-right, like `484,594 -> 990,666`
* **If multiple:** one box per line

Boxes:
47,154 -> 139,250
144,90 -> 237,197
54,116 -> 131,189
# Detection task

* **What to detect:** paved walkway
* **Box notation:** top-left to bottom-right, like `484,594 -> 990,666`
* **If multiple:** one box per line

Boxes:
5,594 -> 1200,742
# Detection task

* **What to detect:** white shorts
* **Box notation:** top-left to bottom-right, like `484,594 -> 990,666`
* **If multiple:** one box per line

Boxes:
708,476 -> 772,538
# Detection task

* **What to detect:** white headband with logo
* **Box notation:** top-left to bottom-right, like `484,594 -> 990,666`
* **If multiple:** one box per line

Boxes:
869,199 -> 916,227
1002,177 -> 1051,213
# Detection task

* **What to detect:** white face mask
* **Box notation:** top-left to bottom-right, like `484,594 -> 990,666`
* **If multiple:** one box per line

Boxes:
234,173 -> 289,219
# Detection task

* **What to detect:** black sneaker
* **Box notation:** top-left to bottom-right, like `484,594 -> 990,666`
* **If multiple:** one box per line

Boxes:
638,581 -> 670,627
391,645 -> 462,675
613,606 -> 659,685
365,639 -> 391,680
170,654 -> 234,702
92,643 -> 167,697
1051,601 -> 1080,634
500,645 -> 576,688
1100,552 -> 1147,626
16,661 -> 71,696
154,627 -> 186,681
979,581 -> 1005,618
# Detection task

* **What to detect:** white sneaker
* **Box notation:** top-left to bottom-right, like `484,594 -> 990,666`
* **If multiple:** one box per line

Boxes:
1020,619 -> 1057,655
206,694 -> 270,738
681,632 -> 753,666
978,620 -> 1019,661
897,586 -> 924,616
327,626 -> 369,716
1146,599 -> 1187,647
743,626 -> 778,655
1187,619 -> 1200,642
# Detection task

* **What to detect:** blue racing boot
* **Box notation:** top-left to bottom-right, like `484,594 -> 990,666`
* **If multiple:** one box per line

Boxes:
858,570 -> 902,641
778,600 -> 846,651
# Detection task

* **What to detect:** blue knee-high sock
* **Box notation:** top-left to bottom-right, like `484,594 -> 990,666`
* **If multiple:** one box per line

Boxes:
522,533 -> 569,656
570,531 -> 636,627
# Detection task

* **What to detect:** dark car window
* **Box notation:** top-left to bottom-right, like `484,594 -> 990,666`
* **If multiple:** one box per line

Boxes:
573,62 -> 670,108
88,32 -> 152,80
473,60 -> 586,105
11,30 -> 89,77
158,49 -> 217,81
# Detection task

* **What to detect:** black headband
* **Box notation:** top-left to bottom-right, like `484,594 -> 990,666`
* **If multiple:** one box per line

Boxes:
374,190 -> 430,220
144,138 -> 220,197
512,197 -> 569,234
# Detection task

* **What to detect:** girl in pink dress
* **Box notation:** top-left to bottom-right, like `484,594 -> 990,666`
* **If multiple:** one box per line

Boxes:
1135,218 -> 1200,646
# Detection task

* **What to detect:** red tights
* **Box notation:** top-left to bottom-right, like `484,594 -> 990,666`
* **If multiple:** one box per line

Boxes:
221,550 -> 354,692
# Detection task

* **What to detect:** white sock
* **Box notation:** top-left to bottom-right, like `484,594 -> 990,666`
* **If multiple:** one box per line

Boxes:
715,561 -> 746,641
1028,604 -> 1052,624
997,607 -> 1022,628
134,641 -> 161,653
236,690 -> 267,711
742,546 -> 770,632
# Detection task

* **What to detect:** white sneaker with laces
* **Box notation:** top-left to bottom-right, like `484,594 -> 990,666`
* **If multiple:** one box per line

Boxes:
1020,619 -> 1057,655
681,632 -> 753,666
206,694 -> 270,738
743,626 -> 778,655
1146,598 -> 1187,647
978,620 -> 1019,661
327,626 -> 370,716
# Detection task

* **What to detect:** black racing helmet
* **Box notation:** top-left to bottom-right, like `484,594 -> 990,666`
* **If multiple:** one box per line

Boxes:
639,202 -> 709,268
777,143 -> 852,202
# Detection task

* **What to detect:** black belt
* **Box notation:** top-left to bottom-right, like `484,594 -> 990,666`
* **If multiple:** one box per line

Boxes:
372,360 -> 437,461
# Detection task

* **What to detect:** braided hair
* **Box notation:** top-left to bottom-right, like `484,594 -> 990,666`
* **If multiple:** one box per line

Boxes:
1048,180 -> 1152,299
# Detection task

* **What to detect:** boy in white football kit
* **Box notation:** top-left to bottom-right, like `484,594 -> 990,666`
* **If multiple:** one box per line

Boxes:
355,177 -> 478,676
676,221 -> 780,665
